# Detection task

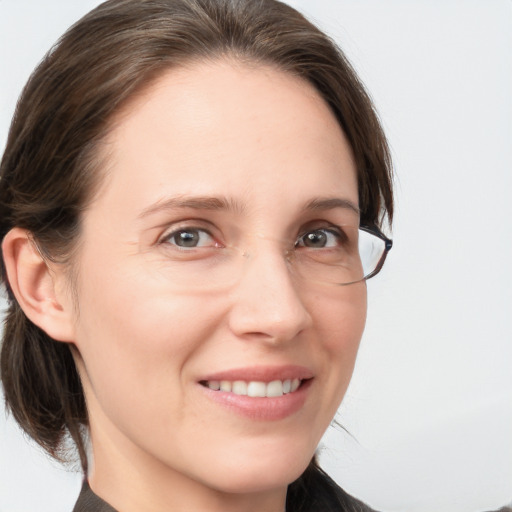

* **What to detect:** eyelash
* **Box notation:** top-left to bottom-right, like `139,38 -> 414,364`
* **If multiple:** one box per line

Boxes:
159,222 -> 348,252
159,226 -> 220,250
295,226 -> 348,249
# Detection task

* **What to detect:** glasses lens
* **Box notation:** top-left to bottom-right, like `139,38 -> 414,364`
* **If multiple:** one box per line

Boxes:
358,228 -> 388,281
154,227 -> 390,293
292,226 -> 388,286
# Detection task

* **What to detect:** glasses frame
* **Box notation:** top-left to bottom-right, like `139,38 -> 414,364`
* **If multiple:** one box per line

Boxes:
357,224 -> 393,283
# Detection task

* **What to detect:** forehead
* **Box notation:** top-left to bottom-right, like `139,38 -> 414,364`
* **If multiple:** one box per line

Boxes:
92,59 -> 357,221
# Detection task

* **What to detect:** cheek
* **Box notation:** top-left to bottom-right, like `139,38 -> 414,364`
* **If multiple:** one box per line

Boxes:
310,284 -> 367,418
314,283 -> 367,355
71,257 -> 224,426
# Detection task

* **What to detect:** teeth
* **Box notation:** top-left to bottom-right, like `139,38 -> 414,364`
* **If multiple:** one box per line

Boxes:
208,380 -> 220,391
220,381 -> 232,392
266,380 -> 284,397
232,381 -> 248,395
206,378 -> 303,396
247,381 -> 267,397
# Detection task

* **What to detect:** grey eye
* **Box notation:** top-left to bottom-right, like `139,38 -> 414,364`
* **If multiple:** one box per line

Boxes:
167,229 -> 214,248
297,229 -> 341,249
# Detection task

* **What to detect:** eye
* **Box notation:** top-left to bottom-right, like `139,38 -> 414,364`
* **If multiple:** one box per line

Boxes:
295,228 -> 345,249
163,228 -> 217,249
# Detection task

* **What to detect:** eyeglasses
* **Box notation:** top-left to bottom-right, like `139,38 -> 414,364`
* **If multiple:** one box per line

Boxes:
158,224 -> 392,292
289,224 -> 392,286
354,224 -> 393,283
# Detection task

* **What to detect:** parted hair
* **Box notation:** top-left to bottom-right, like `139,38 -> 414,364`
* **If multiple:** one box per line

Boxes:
0,0 -> 391,510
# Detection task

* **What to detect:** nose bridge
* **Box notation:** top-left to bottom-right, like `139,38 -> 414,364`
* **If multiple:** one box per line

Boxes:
238,233 -> 287,263
228,236 -> 312,341
237,234 -> 293,285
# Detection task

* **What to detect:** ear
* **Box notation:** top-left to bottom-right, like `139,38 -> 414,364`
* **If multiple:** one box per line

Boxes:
2,228 -> 76,343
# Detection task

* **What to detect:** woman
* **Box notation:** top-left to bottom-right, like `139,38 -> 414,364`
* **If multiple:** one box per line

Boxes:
0,0 -> 393,511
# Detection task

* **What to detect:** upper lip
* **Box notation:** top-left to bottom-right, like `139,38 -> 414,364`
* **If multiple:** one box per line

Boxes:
199,365 -> 314,383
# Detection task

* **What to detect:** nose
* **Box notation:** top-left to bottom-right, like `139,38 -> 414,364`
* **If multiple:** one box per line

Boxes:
227,244 -> 313,344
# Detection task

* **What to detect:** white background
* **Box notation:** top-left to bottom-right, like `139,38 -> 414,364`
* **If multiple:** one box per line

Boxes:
1,1 -> 511,511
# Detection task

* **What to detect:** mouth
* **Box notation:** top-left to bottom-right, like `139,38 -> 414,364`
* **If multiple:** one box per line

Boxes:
199,378 -> 307,397
197,366 -> 314,420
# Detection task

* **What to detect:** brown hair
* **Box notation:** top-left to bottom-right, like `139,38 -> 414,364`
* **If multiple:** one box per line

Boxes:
0,0 -> 391,509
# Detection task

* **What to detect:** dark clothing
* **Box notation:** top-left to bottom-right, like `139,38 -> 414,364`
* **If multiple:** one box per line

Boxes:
72,478 -> 376,512
73,481 -> 116,512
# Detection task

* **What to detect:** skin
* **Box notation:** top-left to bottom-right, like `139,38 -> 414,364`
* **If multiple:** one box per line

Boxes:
6,60 -> 367,512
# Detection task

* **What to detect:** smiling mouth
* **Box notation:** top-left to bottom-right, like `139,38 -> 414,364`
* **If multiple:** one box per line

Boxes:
199,378 -> 307,397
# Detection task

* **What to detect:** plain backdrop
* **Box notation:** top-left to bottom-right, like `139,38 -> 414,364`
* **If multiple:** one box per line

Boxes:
1,1 -> 511,511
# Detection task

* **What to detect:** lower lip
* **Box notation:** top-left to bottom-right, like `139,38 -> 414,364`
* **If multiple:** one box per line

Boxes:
198,379 -> 312,421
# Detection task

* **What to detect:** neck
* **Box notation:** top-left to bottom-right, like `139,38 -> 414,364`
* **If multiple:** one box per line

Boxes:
87,419 -> 287,512
89,462 -> 287,512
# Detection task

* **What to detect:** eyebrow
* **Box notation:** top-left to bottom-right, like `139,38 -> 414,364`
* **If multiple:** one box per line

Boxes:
304,197 -> 360,216
139,195 -> 360,219
138,195 -> 245,218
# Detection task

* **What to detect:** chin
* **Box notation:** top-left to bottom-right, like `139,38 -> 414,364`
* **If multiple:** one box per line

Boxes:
196,449 -> 312,495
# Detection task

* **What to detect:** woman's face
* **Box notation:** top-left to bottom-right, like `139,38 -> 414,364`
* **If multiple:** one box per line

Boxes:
67,60 -> 366,497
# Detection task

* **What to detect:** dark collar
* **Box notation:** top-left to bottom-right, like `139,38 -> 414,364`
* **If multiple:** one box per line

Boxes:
73,480 -> 117,512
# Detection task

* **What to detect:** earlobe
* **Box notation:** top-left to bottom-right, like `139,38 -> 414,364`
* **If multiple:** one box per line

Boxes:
2,228 -> 76,343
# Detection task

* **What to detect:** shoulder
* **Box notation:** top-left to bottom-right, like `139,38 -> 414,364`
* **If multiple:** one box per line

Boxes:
73,481 -> 117,512
287,462 -> 377,512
